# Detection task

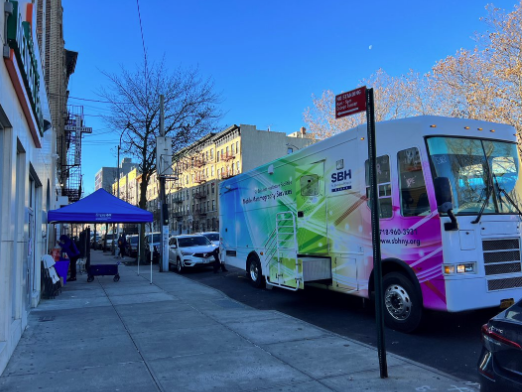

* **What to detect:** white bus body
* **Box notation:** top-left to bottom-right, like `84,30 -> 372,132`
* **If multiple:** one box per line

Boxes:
219,116 -> 522,332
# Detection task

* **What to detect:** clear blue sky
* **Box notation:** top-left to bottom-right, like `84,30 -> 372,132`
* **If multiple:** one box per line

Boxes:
62,0 -> 518,196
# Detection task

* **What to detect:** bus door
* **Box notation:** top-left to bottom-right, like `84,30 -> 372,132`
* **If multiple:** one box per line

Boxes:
295,161 -> 328,254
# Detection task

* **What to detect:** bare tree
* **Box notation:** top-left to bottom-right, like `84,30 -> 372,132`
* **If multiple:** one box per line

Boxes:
477,2 -> 522,134
303,69 -> 432,140
426,3 -> 522,136
100,59 -> 222,211
427,48 -> 501,121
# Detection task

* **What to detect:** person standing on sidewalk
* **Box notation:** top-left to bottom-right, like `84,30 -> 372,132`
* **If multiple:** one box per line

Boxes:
212,246 -> 228,273
58,234 -> 80,282
118,233 -> 127,260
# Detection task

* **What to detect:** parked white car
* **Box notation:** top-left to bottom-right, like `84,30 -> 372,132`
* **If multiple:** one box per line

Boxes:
168,235 -> 216,273
198,232 -> 220,247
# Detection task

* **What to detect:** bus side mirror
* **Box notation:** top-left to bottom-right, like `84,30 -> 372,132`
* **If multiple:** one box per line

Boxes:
434,177 -> 458,231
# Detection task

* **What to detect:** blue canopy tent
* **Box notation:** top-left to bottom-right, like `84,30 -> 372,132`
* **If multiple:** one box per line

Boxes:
48,188 -> 153,223
48,189 -> 153,283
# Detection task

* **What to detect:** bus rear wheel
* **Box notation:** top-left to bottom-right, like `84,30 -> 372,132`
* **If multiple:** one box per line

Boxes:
247,255 -> 264,288
382,272 -> 422,333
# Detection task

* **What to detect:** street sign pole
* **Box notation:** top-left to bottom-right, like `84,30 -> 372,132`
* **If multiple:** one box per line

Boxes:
335,86 -> 388,379
158,94 -> 169,272
365,88 -> 388,379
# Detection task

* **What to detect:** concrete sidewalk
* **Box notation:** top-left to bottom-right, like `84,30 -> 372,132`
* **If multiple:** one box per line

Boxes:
0,251 -> 479,392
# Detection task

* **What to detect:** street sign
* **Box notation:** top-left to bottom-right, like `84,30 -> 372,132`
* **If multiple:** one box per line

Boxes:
65,125 -> 93,133
335,86 -> 367,118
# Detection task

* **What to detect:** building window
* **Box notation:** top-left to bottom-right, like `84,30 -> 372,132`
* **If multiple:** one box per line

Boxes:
236,141 -> 239,153
236,161 -> 240,173
217,151 -> 220,162
212,199 -> 216,210
210,148 -> 214,160
211,166 -> 214,177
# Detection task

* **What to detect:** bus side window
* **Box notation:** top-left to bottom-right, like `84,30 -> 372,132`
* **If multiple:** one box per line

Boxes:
398,147 -> 430,217
365,155 -> 392,218
300,174 -> 319,196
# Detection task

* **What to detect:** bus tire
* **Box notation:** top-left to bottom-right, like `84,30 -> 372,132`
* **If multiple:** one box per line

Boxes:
382,272 -> 422,333
246,254 -> 264,288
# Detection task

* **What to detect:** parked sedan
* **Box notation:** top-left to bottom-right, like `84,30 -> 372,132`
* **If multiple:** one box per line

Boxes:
198,231 -> 220,247
168,235 -> 216,273
126,234 -> 139,258
478,297 -> 522,392
97,233 -> 116,251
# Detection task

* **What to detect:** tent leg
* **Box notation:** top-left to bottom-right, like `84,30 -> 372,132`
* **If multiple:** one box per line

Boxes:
150,222 -> 153,285
137,225 -> 140,276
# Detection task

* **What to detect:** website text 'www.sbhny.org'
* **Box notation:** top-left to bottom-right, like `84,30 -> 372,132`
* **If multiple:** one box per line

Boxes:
381,237 -> 421,247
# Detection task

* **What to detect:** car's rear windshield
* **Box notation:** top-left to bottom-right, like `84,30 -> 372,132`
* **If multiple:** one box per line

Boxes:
178,236 -> 210,247
203,233 -> 219,241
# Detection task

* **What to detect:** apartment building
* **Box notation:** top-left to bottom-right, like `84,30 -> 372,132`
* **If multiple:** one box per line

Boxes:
167,124 -> 314,235
1,0 -> 75,375
96,158 -> 136,194
109,124 -> 314,235
112,167 -> 140,206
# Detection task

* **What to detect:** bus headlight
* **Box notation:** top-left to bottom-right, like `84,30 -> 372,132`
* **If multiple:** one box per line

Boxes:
457,263 -> 476,273
443,264 -> 455,274
444,263 -> 476,274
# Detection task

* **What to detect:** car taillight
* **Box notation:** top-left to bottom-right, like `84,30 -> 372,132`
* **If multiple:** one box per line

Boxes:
481,324 -> 522,350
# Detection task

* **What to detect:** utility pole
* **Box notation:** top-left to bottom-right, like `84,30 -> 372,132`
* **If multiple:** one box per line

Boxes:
158,95 -> 169,272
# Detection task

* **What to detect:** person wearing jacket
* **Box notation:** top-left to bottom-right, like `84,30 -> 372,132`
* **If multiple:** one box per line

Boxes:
117,233 -> 127,260
212,246 -> 228,273
58,234 -> 80,281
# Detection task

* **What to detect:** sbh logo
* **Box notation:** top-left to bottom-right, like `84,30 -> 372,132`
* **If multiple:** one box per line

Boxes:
331,170 -> 351,183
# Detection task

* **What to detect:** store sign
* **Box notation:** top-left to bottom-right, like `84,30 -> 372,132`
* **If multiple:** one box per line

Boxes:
6,1 -> 44,136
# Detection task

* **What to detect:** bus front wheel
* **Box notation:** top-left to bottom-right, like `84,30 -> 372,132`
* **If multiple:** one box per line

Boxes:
382,272 -> 422,333
247,255 -> 264,288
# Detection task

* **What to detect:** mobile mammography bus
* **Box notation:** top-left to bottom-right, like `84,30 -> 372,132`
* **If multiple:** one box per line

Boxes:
219,116 -> 522,332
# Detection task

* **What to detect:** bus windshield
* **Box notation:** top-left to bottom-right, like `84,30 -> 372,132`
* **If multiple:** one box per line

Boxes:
427,137 -> 522,216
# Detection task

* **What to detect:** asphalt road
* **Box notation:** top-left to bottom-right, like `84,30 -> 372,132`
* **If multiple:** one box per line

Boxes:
177,265 -> 501,383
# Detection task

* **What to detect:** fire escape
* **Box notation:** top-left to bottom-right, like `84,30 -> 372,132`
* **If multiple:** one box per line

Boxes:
62,106 -> 92,202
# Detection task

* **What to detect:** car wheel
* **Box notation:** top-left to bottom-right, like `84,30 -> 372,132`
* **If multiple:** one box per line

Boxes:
176,257 -> 183,274
247,254 -> 264,288
382,272 -> 422,333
